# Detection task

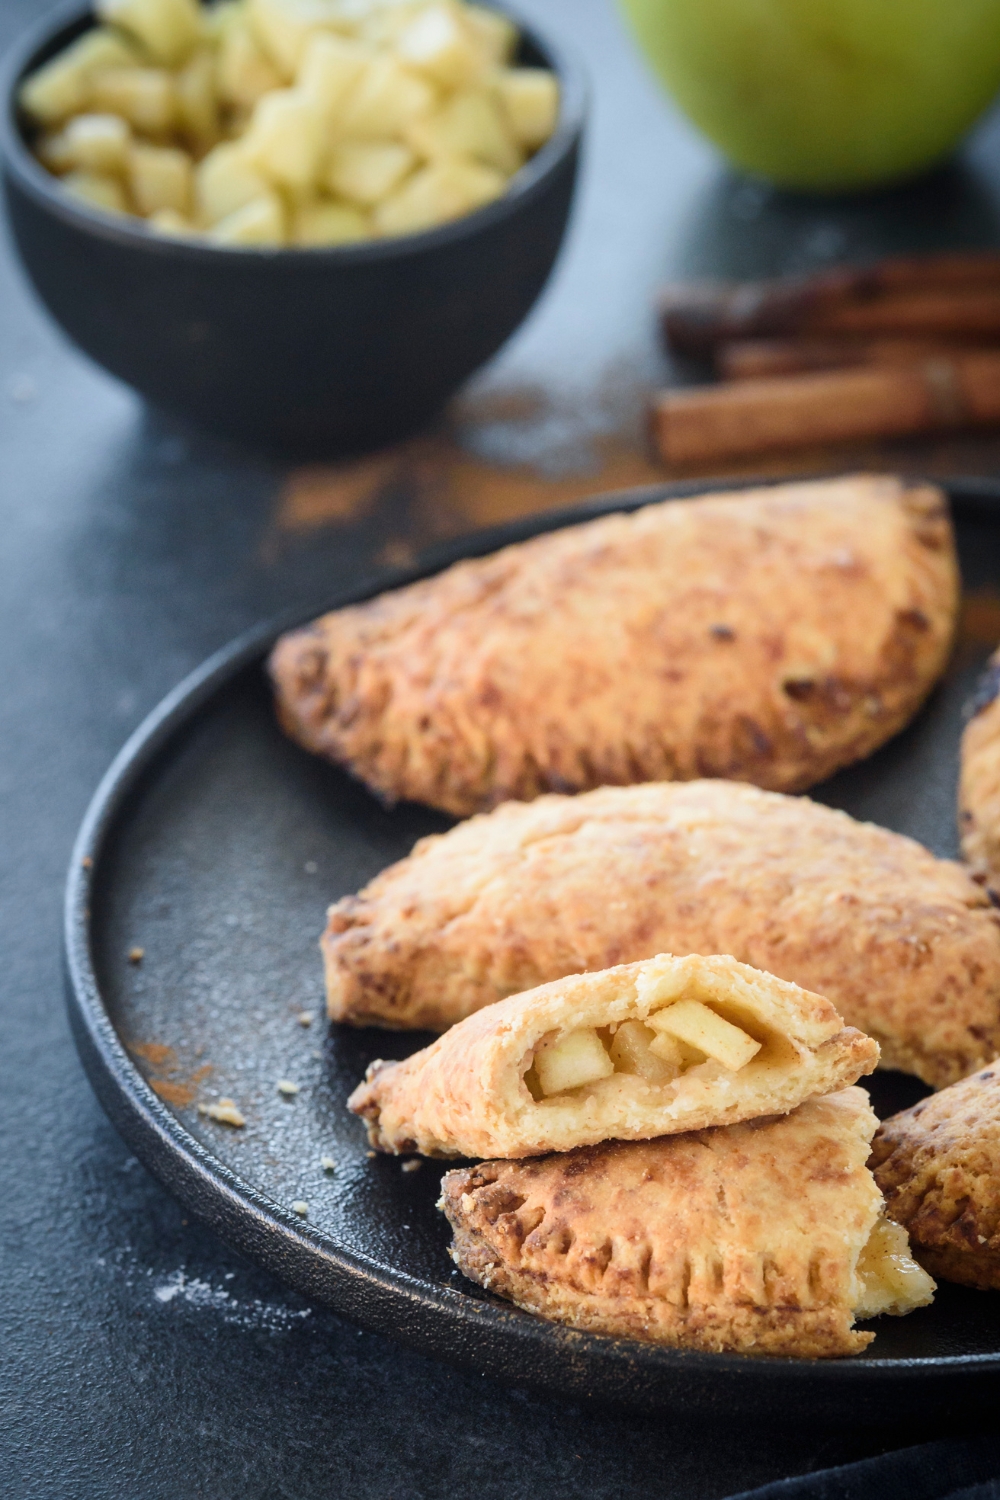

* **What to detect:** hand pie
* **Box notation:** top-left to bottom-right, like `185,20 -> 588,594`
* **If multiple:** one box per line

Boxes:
959,647 -> 1000,894
871,1064 -> 1000,1291
348,952 -> 878,1159
269,473 -> 957,817
440,1088 -> 935,1358
324,779 -> 1000,1090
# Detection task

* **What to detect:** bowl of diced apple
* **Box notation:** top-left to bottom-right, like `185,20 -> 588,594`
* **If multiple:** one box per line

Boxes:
1,0 -> 583,453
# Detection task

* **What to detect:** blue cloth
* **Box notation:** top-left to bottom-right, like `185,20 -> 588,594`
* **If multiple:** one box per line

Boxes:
729,1438 -> 1000,1500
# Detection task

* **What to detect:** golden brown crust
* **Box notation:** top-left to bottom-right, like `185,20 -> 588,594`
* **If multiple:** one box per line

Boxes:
324,779 -> 1000,1090
347,953 -> 878,1159
871,1065 -> 1000,1290
440,1089 -> 882,1358
959,649 -> 1000,893
270,474 -> 958,818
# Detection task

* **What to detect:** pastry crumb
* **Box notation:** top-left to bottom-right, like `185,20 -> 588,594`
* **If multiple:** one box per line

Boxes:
297,1011 -> 314,1027
292,1200 -> 309,1217
366,1151 -> 377,1159
321,1155 -> 336,1173
128,946 -> 145,964
81,855 -> 93,869
401,1159 -> 421,1173
198,1098 -> 245,1127
277,1079 -> 300,1097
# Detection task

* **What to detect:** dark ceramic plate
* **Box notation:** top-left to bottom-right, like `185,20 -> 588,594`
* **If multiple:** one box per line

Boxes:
65,479 -> 1000,1420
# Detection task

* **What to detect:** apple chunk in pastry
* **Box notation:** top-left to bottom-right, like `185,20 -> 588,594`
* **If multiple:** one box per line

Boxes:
347,953 -> 879,1159
439,1089 -> 934,1358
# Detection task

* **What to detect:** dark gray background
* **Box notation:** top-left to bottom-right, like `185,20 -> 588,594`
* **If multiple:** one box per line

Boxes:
5,1 -> 1000,1494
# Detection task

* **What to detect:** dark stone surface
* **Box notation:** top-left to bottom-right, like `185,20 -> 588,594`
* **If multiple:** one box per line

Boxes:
4,0 -> 1000,1493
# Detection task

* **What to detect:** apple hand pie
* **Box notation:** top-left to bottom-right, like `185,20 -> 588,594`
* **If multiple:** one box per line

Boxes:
324,779 -> 1000,1090
871,1064 -> 1000,1291
960,647 -> 1000,895
439,1088 -> 935,1358
269,473 -> 957,818
347,952 -> 878,1159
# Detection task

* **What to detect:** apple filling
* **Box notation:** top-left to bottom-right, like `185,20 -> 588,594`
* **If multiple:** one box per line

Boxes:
527,997 -> 765,1101
854,1216 -> 936,1319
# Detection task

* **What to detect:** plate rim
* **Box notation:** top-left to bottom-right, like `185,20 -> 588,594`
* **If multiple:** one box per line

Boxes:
63,474 -> 1000,1413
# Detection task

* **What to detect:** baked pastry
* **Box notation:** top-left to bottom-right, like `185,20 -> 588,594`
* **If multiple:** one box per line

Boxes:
348,952 -> 878,1158
871,1065 -> 1000,1290
269,473 -> 957,818
324,779 -> 1000,1090
440,1088 -> 935,1357
959,648 -> 1000,893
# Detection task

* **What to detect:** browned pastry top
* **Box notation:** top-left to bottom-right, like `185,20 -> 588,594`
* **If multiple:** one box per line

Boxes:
872,1065 -> 1000,1290
270,474 -> 957,817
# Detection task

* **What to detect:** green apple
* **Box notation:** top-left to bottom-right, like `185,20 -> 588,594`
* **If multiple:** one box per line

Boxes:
618,0 -> 1000,191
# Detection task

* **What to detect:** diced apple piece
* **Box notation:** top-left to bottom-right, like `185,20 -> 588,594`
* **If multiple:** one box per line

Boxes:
147,206 -> 198,236
217,21 -> 284,110
293,197 -> 370,244
90,67 -> 176,134
248,0 -> 352,79
18,29 -> 139,126
854,1216 -> 936,1318
494,66 -> 558,151
338,56 -> 437,139
296,32 -> 370,126
532,1028 -> 614,1097
464,5 -> 516,64
408,87 -> 521,173
325,140 -> 413,205
395,5 -> 486,90
62,169 -> 128,214
194,140 -> 270,224
175,48 -> 220,152
374,157 -> 503,234
608,1020 -> 680,1084
207,190 -> 285,243
96,0 -> 204,65
128,142 -> 193,214
242,87 -> 322,191
648,1000 -> 761,1072
40,113 -> 132,176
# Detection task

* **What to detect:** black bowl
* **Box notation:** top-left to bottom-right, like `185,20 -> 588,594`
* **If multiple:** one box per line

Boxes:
0,2 -> 585,454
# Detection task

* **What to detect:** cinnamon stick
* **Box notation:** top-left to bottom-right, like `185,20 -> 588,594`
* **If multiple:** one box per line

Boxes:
717,337 -> 1000,381
650,351 -> 1000,468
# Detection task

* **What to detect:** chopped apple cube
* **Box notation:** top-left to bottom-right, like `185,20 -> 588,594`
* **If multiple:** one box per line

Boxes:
175,48 -> 220,151
194,141 -> 269,224
854,1217 -> 936,1318
374,156 -> 503,234
339,56 -> 437,139
325,140 -> 414,205
62,169 -> 128,214
464,5 -> 517,64
533,1028 -> 614,1097
608,1020 -> 680,1084
96,0 -> 204,66
395,5 -> 486,90
147,206 -> 197,236
242,87 -> 322,191
293,197 -> 370,244
248,0 -> 352,79
648,1000 -> 761,1072
297,32 -> 371,125
217,20 -> 284,110
90,66 -> 176,134
41,113 -> 132,176
494,66 -> 558,151
207,190 -> 286,243
18,29 -> 138,126
408,87 -> 521,173
128,142 -> 193,214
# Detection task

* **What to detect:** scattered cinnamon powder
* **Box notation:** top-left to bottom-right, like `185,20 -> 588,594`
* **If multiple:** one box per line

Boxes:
151,1078 -> 195,1107
130,1041 -> 176,1070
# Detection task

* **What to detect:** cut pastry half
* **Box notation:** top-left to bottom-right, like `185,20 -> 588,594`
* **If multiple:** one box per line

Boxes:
347,953 -> 879,1159
440,1088 -> 935,1358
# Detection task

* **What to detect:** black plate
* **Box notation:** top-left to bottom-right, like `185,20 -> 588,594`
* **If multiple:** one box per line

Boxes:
65,479 -> 1000,1420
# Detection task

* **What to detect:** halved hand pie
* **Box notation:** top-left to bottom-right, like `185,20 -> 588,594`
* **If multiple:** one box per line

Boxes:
440,1088 -> 935,1358
347,953 -> 879,1158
